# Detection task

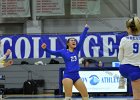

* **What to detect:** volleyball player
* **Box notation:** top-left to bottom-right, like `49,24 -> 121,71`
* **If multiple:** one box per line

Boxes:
41,24 -> 89,100
118,17 -> 140,100
0,49 -> 13,68
0,41 -> 13,99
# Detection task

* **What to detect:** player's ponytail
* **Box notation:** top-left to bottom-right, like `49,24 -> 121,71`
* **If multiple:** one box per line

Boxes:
126,17 -> 140,35
134,17 -> 140,33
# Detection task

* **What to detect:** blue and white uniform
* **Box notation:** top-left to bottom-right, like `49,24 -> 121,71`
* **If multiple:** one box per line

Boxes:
118,35 -> 140,81
45,27 -> 89,83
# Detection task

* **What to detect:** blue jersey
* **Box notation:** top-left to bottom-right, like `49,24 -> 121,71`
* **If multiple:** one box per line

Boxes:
45,27 -> 89,73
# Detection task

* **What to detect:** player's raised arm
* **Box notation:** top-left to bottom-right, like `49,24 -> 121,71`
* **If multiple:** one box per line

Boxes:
76,24 -> 89,51
41,43 -> 62,57
0,49 -> 13,68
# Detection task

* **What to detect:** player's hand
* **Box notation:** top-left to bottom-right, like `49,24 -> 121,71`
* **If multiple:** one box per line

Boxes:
4,60 -> 13,67
85,24 -> 89,28
41,43 -> 47,49
5,49 -> 11,56
8,60 -> 13,65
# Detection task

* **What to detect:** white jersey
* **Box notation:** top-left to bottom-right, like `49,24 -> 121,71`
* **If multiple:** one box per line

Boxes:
118,35 -> 140,66
0,55 -> 6,68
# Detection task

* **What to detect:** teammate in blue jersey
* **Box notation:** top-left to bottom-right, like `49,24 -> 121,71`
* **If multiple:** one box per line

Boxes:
41,24 -> 89,100
118,17 -> 140,100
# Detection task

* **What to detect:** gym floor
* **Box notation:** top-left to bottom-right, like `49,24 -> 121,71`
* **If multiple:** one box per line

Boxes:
2,95 -> 133,100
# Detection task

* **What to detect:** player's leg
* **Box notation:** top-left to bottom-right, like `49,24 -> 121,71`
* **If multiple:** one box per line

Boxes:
74,78 -> 89,100
131,79 -> 140,100
62,78 -> 73,100
128,65 -> 140,100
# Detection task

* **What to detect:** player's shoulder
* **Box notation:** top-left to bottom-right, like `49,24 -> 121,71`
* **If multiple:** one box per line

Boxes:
119,36 -> 131,45
60,48 -> 67,53
120,36 -> 128,41
121,35 -> 134,40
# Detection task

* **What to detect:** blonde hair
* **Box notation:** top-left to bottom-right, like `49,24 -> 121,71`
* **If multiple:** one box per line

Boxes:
126,17 -> 140,35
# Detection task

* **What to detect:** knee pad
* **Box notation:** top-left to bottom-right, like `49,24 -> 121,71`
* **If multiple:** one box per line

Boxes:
64,97 -> 72,100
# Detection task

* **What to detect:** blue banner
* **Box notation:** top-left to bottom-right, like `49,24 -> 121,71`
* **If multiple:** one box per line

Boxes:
0,32 -> 127,58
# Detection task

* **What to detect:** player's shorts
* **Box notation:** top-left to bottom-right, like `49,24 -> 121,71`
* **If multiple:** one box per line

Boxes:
63,71 -> 80,84
119,64 -> 140,81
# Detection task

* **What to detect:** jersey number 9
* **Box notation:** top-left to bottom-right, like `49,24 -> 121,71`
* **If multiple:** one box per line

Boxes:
133,43 -> 139,53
